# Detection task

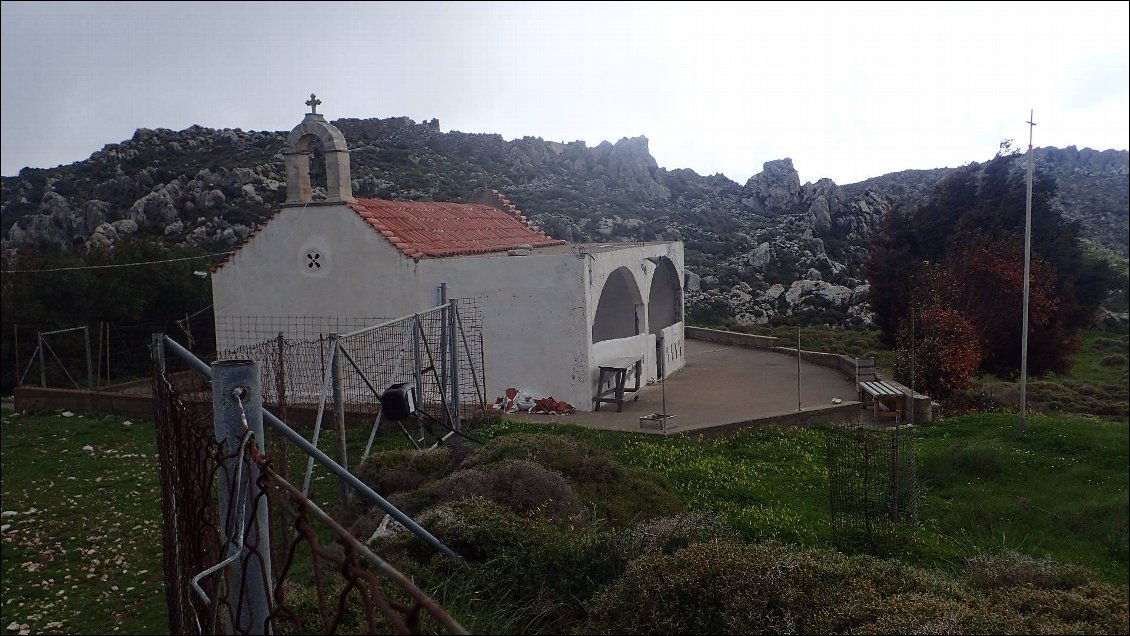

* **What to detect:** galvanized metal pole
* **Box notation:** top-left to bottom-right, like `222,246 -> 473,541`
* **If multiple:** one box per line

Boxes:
413,319 -> 424,445
84,326 -> 94,390
448,299 -> 461,432
38,332 -> 46,388
275,332 -> 289,482
1020,110 -> 1036,432
330,335 -> 349,508
210,359 -> 273,635
151,333 -> 166,374
438,284 -> 448,429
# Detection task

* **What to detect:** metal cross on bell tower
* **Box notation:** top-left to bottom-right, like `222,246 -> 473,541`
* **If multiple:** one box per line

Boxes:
305,93 -> 322,115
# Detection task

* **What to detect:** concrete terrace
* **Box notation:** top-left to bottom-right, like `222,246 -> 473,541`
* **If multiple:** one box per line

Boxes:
508,337 -> 872,436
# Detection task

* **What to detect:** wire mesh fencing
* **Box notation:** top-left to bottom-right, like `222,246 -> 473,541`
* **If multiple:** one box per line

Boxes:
826,425 -> 920,555
153,351 -> 467,635
217,299 -> 488,455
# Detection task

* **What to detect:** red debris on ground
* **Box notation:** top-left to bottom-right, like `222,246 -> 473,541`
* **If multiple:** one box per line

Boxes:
493,388 -> 575,414
531,397 -> 576,415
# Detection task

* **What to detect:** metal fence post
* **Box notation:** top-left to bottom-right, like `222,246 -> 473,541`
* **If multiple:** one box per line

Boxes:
211,359 -> 273,635
84,325 -> 94,390
437,284 -> 448,429
151,333 -> 166,374
413,319 -> 424,445
448,300 -> 461,431
275,332 -> 289,481
330,335 -> 349,508
38,331 -> 46,388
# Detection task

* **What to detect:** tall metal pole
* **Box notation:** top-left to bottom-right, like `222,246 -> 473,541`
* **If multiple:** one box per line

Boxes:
1020,110 -> 1036,431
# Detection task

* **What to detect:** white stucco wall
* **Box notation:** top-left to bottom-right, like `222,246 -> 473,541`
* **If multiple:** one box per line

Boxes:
213,203 -> 684,411
416,252 -> 591,409
212,203 -> 417,349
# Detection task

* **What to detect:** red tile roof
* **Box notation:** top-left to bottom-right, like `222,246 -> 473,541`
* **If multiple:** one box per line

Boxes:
348,198 -> 565,259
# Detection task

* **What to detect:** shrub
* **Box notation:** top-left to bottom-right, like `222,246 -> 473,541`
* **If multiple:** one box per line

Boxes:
464,433 -> 684,525
963,551 -> 1090,591
1100,354 -> 1128,367
353,447 -> 454,495
377,497 -> 624,634
433,460 -> 582,522
462,434 -> 625,483
618,512 -> 735,560
586,539 -> 828,634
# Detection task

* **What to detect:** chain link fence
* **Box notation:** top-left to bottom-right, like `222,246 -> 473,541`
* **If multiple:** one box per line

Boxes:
826,425 -> 920,555
153,346 -> 467,635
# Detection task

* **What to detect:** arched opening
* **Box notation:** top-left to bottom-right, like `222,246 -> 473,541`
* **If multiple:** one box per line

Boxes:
592,266 -> 643,343
296,134 -> 328,200
648,257 -> 682,334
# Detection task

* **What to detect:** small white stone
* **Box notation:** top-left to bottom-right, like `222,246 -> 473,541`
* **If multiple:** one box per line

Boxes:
6,622 -> 19,632
82,445 -> 94,453
61,411 -> 74,417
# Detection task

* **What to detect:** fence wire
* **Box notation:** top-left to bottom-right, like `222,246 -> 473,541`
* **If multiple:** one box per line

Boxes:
217,300 -> 487,441
153,360 -> 467,635
826,425 -> 920,555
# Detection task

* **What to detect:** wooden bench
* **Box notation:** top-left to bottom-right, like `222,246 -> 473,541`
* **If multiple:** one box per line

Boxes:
858,380 -> 906,422
594,357 -> 642,412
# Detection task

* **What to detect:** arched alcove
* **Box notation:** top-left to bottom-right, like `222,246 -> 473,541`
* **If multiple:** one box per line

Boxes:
592,266 -> 643,343
647,257 -> 682,334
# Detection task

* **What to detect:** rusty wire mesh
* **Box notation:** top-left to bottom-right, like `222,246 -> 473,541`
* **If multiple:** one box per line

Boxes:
153,361 -> 222,635
825,425 -> 920,555
153,357 -> 467,635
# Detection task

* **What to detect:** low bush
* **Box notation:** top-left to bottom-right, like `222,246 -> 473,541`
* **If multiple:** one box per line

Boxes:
433,460 -> 582,522
353,447 -> 454,495
585,539 -> 1130,635
1100,353 -> 1128,367
618,512 -> 735,560
464,433 -> 683,525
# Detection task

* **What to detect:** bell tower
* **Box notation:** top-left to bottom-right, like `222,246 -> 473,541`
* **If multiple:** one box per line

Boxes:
283,94 -> 354,205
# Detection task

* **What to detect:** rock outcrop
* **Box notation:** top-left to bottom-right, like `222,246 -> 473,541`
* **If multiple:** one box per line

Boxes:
2,116 -> 1125,328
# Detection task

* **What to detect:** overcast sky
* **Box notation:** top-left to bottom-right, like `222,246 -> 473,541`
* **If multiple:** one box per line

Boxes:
2,1 -> 1127,184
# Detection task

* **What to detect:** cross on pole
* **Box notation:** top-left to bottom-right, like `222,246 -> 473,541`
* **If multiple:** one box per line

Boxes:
305,93 -> 322,114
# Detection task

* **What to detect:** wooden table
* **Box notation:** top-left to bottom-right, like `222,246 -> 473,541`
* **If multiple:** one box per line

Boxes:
858,380 -> 906,422
594,357 -> 642,412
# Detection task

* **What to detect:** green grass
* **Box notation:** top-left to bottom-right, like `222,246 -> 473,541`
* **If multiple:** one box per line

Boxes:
476,412 -> 1129,585
1,409 -> 166,635
914,412 -> 1129,585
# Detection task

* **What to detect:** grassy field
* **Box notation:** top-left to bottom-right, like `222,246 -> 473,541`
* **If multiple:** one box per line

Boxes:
0,410 -> 166,635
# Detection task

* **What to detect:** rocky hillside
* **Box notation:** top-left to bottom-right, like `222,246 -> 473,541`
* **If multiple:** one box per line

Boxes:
2,117 -> 1126,327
